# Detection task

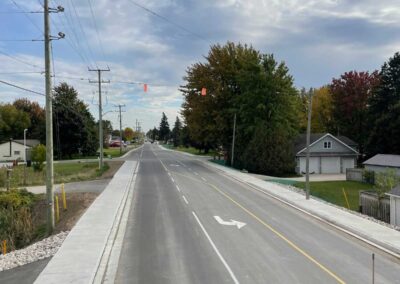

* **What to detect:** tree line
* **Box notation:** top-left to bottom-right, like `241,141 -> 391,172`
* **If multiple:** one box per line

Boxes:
0,82 -> 140,159
173,42 -> 400,175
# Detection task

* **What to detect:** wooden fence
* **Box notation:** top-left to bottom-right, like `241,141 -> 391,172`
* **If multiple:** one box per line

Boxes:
346,168 -> 363,182
359,191 -> 390,223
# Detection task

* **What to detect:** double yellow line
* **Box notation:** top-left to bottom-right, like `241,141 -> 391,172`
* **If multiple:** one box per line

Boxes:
167,167 -> 345,284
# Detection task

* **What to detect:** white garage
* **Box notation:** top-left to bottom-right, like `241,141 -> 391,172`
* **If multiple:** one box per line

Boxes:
321,157 -> 340,174
294,133 -> 358,175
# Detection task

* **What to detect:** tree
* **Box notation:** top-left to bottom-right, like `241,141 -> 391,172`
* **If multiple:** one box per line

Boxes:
0,104 -> 30,142
31,144 -> 46,172
124,127 -> 134,141
171,117 -> 182,147
181,42 -> 300,174
53,83 -> 97,158
367,52 -> 400,156
159,112 -> 170,142
13,98 -> 45,143
330,71 -> 379,158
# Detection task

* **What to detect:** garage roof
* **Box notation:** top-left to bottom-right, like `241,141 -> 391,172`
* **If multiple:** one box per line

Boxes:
294,133 -> 358,154
363,154 -> 400,168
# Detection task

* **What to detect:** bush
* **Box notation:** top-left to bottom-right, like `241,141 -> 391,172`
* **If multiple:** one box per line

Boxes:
32,144 -> 46,172
362,170 -> 375,184
0,189 -> 36,250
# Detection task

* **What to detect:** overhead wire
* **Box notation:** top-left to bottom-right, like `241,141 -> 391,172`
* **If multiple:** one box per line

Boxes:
68,0 -> 99,68
126,0 -> 208,42
87,0 -> 106,62
0,50 -> 43,69
10,0 -> 43,36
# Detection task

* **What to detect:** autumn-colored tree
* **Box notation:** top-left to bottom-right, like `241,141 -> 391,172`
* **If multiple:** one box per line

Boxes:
124,127 -> 134,141
330,71 -> 379,158
311,86 -> 333,133
13,98 -> 45,143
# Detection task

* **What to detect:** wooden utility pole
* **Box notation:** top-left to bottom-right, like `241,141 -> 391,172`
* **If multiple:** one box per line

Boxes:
44,0 -> 55,234
231,113 -> 236,167
89,68 -> 110,169
305,89 -> 313,200
115,104 -> 126,154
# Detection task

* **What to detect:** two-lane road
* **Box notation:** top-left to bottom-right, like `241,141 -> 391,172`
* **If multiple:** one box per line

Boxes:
116,144 -> 400,283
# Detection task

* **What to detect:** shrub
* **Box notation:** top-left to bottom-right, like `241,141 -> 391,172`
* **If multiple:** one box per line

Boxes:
0,189 -> 36,250
32,144 -> 46,172
362,169 -> 375,184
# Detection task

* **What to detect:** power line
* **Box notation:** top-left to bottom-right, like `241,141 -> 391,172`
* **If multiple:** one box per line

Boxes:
126,0 -> 208,42
87,0 -> 106,61
0,71 -> 44,74
0,50 -> 43,69
68,0 -> 99,68
0,79 -> 44,95
10,0 -> 43,35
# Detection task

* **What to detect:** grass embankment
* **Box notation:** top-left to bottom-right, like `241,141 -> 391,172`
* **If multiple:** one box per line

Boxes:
293,181 -> 373,211
0,162 -> 110,188
163,144 -> 217,156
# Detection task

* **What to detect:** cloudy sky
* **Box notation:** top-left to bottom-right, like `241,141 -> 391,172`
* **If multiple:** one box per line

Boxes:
1,0 -> 399,133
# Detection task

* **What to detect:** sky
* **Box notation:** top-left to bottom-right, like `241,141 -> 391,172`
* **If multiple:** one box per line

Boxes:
1,0 -> 400,133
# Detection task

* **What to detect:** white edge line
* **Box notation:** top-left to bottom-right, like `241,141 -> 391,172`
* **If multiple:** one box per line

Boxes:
182,195 -> 189,205
192,211 -> 239,284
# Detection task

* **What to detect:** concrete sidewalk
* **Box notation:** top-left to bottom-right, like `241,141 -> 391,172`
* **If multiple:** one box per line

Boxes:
34,161 -> 139,284
201,159 -> 400,258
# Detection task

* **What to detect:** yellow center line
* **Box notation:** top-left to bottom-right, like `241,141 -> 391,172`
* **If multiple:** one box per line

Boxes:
167,169 -> 346,284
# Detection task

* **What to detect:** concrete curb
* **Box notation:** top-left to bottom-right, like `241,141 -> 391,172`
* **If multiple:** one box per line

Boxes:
34,161 -> 139,284
201,160 -> 400,259
119,144 -> 143,159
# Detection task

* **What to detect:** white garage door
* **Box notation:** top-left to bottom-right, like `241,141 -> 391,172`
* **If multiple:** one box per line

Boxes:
341,158 -> 355,173
300,157 -> 319,174
321,157 -> 340,174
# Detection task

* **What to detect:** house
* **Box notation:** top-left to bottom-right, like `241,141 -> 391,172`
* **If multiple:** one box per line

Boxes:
294,133 -> 358,174
363,154 -> 400,176
0,139 -> 40,162
386,185 -> 400,226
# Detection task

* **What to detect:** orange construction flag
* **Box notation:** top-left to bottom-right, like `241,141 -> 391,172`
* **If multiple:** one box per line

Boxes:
201,87 -> 206,96
143,83 -> 148,92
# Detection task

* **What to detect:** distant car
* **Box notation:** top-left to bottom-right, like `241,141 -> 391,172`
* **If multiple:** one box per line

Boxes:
109,141 -> 126,147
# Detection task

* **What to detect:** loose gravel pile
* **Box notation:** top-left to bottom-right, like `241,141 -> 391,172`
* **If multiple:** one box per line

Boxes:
0,231 -> 69,272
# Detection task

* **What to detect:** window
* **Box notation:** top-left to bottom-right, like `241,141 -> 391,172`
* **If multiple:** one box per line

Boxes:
14,150 -> 20,155
323,141 -> 332,149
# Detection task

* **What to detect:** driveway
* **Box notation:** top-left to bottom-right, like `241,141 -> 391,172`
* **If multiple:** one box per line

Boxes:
250,173 -> 346,182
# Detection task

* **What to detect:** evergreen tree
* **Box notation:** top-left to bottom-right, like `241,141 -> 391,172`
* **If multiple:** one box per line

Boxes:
171,116 -> 182,147
159,112 -> 170,142
367,52 -> 400,156
53,83 -> 97,158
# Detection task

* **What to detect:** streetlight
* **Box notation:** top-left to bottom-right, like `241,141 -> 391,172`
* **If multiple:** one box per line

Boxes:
23,128 -> 28,185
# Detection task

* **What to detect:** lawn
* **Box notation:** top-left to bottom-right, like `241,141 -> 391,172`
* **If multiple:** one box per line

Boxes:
0,162 -> 110,188
163,144 -> 217,157
103,144 -> 139,158
293,181 -> 374,211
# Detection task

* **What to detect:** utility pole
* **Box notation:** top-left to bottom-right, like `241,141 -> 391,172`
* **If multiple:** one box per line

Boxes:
44,0 -> 64,235
231,113 -> 236,167
305,89 -> 313,200
89,68 -> 110,169
115,104 -> 126,154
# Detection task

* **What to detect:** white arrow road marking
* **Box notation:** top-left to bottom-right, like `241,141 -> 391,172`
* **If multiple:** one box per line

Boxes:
214,216 -> 246,229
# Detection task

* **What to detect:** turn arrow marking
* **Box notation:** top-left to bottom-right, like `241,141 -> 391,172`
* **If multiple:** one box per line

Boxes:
214,216 -> 246,229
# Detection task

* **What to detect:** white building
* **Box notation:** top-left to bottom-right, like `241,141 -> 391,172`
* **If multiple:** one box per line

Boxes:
0,139 -> 40,162
363,154 -> 400,176
386,186 -> 400,226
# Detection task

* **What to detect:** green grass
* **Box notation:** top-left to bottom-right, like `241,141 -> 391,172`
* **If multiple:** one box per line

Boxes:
103,144 -> 139,158
163,144 -> 217,156
293,181 -> 373,211
0,162 -> 110,188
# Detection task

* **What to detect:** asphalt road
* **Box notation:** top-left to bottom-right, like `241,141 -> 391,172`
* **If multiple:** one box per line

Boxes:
116,143 -> 400,284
